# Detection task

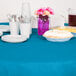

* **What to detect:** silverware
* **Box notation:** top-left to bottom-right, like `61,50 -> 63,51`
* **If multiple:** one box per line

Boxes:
18,16 -> 25,23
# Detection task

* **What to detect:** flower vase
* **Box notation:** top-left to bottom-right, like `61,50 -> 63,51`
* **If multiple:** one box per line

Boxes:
38,15 -> 49,35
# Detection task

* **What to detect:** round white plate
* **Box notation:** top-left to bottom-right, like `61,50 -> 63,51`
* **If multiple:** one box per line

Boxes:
45,37 -> 72,42
0,25 -> 10,32
1,35 -> 27,43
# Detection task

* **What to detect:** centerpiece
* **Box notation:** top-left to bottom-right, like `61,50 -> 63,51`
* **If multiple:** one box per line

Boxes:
35,7 -> 54,35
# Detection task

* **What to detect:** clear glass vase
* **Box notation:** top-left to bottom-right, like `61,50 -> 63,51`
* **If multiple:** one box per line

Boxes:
21,2 -> 31,23
21,2 -> 32,35
38,15 -> 49,35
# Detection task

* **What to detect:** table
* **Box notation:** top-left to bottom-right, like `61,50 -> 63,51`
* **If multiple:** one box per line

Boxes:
0,25 -> 76,76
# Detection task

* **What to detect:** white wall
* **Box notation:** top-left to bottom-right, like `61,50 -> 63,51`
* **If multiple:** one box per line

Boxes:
0,0 -> 75,22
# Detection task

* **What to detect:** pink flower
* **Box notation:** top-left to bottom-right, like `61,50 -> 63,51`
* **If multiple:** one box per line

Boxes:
36,8 -> 43,15
50,10 -> 54,15
38,8 -> 43,12
37,11 -> 43,15
42,7 -> 46,11
46,7 -> 54,15
35,7 -> 54,16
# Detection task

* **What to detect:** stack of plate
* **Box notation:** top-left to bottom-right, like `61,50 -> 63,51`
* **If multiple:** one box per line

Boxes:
1,35 -> 27,43
0,25 -> 27,43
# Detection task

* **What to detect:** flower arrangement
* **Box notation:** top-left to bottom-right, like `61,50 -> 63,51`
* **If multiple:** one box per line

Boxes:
35,7 -> 54,16
35,7 -> 54,35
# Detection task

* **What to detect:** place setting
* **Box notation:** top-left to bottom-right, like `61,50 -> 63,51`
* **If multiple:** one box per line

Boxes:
0,4 -> 76,43
1,14 -> 32,43
0,2 -> 32,43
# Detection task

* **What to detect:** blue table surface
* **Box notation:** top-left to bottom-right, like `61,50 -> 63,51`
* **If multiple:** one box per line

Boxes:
0,28 -> 76,62
0,24 -> 76,76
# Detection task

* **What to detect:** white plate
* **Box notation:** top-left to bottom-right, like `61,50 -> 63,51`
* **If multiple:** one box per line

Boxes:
0,25 -> 10,32
1,35 -> 27,43
45,37 -> 72,42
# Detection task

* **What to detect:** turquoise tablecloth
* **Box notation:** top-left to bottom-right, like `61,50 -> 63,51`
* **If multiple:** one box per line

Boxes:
0,24 -> 76,76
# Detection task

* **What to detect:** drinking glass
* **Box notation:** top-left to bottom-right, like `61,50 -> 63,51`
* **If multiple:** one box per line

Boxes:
69,8 -> 76,26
